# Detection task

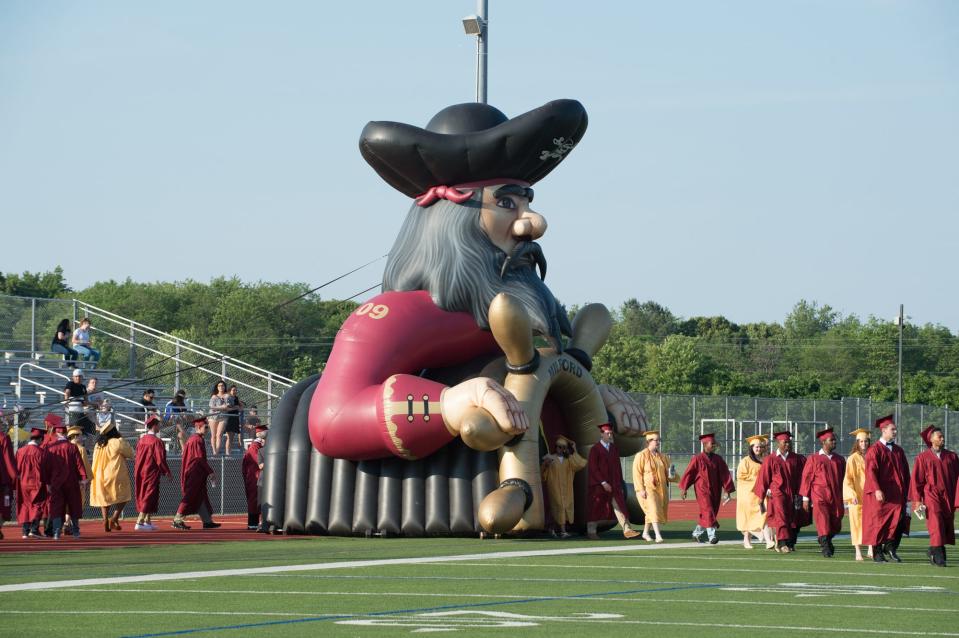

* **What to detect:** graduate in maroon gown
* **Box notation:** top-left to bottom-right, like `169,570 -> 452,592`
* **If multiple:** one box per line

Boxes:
799,427 -> 845,557
680,432 -> 735,544
862,414 -> 911,563
172,416 -> 219,530
134,415 -> 172,531
910,425 -> 958,567
42,416 -> 88,539
16,424 -> 52,538
586,424 -> 641,540
0,420 -> 16,538
242,424 -> 267,530
753,430 -> 806,552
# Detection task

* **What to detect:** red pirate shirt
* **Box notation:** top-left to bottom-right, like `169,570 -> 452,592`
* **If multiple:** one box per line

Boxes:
308,290 -> 501,460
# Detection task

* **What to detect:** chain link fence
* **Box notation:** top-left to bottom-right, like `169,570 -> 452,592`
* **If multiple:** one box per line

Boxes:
73,449 -> 252,520
622,392 -> 958,483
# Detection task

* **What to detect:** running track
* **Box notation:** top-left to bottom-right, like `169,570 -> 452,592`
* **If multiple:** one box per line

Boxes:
0,500 -> 733,552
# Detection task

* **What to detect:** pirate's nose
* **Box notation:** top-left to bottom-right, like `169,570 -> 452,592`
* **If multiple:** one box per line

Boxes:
512,210 -> 547,240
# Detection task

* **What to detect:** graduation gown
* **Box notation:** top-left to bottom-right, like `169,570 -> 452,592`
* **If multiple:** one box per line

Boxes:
862,440 -> 910,546
633,449 -> 676,524
735,456 -> 765,532
587,442 -> 627,522
679,452 -> 735,528
843,452 -> 866,545
134,433 -> 171,514
15,442 -> 51,523
799,451 -> 845,537
179,433 -> 214,515
0,431 -> 16,520
90,438 -> 134,507
753,451 -> 806,539
242,440 -> 265,516
909,448 -> 958,547
44,437 -> 88,520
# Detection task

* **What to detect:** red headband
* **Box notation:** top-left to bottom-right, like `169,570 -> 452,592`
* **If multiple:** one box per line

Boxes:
414,179 -> 531,207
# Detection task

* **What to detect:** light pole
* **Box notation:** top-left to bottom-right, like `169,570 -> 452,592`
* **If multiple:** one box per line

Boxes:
462,0 -> 489,103
895,304 -> 904,406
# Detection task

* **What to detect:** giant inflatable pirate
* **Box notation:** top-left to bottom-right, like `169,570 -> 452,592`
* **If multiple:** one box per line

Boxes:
262,99 -> 649,537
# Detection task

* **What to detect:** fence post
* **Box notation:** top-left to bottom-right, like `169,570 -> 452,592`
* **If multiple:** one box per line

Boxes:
221,357 -> 227,381
30,298 -> 36,355
267,373 -> 274,425
220,456 -> 226,515
129,321 -> 136,378
945,406 -> 949,445
175,339 -> 181,392
692,395 -> 697,452
840,397 -> 844,437
72,299 -> 78,326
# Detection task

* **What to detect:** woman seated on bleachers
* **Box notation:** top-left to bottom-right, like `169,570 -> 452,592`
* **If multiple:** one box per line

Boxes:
51,319 -> 79,367
72,317 -> 101,369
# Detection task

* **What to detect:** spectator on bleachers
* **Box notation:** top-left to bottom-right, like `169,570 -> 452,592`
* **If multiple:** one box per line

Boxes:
81,377 -> 102,435
163,389 -> 189,450
63,369 -> 88,428
208,381 -> 229,456
96,400 -> 116,435
90,417 -> 133,532
243,406 -> 261,440
139,389 -> 158,425
224,385 -> 243,456
71,318 -> 101,369
51,319 -> 78,368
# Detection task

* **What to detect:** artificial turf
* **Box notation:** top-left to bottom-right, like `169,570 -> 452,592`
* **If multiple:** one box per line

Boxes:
1,516 -> 956,638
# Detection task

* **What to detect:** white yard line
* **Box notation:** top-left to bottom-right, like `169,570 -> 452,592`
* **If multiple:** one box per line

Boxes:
341,616 -> 959,636
3,611 -> 312,617
65,589 -> 959,613
0,540 -> 717,593
437,561 -> 959,580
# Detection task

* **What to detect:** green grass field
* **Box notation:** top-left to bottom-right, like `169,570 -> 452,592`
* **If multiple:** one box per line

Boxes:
1,516 -> 957,638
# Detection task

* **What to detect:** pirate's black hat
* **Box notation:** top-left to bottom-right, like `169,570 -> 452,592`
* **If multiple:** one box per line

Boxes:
359,99 -> 588,199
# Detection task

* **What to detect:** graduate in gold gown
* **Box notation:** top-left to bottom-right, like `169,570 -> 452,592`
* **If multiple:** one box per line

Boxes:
541,435 -> 586,538
843,428 -> 871,561
736,434 -> 773,549
632,430 -> 677,543
90,418 -> 134,532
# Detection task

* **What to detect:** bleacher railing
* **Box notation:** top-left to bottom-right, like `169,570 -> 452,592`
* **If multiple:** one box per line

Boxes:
0,293 -> 294,424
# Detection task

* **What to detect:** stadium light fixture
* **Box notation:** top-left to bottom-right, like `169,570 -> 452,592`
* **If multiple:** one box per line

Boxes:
462,14 -> 485,35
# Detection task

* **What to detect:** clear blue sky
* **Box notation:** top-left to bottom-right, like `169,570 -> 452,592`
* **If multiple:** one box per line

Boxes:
2,1 -> 957,330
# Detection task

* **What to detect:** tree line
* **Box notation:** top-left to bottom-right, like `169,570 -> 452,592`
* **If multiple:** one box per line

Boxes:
4,268 -> 958,408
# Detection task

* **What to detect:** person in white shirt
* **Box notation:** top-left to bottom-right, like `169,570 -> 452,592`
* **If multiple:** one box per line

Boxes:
71,318 -> 101,369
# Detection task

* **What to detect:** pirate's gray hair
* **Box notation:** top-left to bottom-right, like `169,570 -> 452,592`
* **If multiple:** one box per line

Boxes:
382,194 -> 570,347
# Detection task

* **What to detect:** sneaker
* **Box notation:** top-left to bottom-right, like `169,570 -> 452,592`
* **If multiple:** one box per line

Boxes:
692,532 -> 705,543
708,535 -> 719,545
247,525 -> 259,531
172,520 -> 191,530
134,524 -> 152,531
53,532 -> 61,540
202,522 -> 221,529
